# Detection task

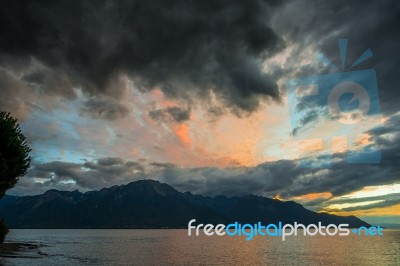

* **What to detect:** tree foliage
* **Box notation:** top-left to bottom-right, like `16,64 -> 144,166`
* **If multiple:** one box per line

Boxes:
0,219 -> 8,243
0,111 -> 31,199
0,111 -> 31,243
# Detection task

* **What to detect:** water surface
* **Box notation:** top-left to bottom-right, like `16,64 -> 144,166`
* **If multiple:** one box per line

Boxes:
2,229 -> 399,265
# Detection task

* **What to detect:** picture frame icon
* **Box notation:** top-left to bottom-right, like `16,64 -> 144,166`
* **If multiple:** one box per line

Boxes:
286,40 -> 382,168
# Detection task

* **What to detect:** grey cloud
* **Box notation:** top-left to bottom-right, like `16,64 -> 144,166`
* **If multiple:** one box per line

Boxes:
22,158 -> 147,194
2,0 -> 398,124
97,157 -> 124,166
33,161 -> 82,178
291,108 -> 325,136
166,107 -> 191,122
0,0 -> 284,120
302,198 -> 332,210
82,159 -> 144,176
325,192 -> 400,206
80,98 -> 129,120
268,0 -> 400,133
340,198 -> 400,212
149,107 -> 190,123
0,69 -> 32,120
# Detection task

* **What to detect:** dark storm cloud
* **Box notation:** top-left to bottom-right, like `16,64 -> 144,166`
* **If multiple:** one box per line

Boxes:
0,0 -> 284,119
149,106 -> 191,123
270,0 -> 400,131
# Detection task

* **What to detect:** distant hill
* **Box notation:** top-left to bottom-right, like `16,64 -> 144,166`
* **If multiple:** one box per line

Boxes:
0,180 -> 370,228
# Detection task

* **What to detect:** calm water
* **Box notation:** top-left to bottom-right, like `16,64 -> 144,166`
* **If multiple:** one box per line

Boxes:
1,229 -> 399,265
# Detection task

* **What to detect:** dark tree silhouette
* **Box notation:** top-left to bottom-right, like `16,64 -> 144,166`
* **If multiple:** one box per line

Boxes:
0,111 -> 31,243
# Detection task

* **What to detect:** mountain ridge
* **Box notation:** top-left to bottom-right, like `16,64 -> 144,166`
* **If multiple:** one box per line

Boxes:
0,179 -> 370,228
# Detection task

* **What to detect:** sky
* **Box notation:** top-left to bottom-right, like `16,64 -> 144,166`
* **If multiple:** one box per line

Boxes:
0,0 -> 399,226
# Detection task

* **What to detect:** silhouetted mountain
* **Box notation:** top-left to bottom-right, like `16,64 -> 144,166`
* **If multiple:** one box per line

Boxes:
0,180 -> 370,228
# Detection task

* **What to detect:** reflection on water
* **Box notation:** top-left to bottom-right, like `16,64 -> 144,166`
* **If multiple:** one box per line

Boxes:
2,229 -> 399,265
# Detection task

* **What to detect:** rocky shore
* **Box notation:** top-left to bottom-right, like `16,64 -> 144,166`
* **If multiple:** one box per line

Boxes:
0,242 -> 42,258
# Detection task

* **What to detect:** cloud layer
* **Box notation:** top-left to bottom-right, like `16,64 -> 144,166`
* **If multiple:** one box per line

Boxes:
0,0 -> 285,120
12,113 -> 400,205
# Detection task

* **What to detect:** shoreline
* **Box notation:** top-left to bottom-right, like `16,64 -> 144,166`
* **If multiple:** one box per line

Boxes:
0,242 -> 42,258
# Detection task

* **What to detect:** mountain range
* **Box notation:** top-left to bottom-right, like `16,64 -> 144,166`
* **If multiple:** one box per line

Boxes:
0,179 -> 370,228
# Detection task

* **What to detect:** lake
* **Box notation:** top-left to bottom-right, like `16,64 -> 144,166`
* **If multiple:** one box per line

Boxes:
1,229 -> 399,265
